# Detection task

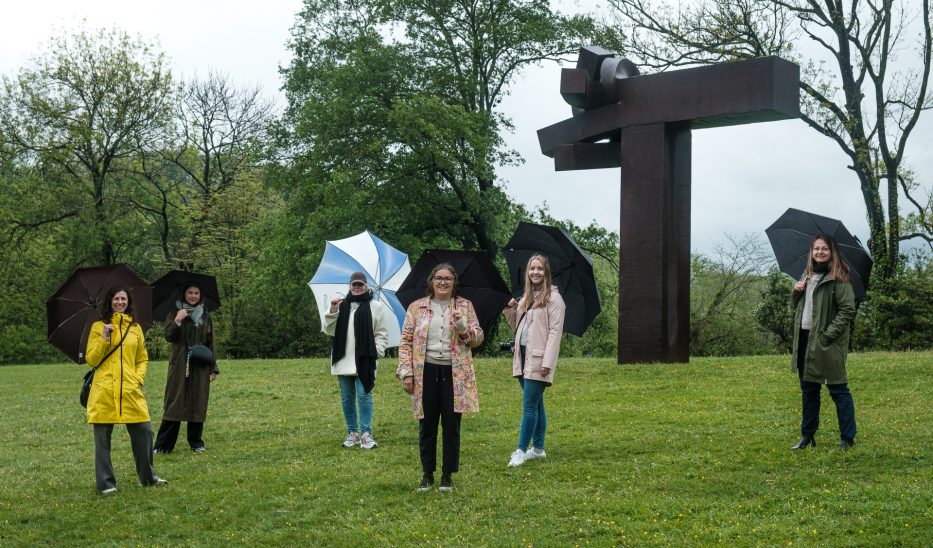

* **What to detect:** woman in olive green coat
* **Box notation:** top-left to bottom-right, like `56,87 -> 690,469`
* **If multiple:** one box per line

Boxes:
789,234 -> 857,450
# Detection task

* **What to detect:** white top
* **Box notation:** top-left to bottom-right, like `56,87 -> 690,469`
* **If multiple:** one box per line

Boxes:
426,299 -> 453,365
518,290 -> 541,346
801,273 -> 823,330
324,299 -> 390,376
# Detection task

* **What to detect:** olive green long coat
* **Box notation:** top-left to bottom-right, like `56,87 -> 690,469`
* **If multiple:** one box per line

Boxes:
790,274 -> 856,385
162,312 -> 219,422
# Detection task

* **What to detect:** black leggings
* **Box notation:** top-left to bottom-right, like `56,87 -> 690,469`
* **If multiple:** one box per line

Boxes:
418,362 -> 461,474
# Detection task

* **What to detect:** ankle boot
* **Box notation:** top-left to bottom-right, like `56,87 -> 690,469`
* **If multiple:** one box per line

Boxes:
838,438 -> 854,450
791,436 -> 815,450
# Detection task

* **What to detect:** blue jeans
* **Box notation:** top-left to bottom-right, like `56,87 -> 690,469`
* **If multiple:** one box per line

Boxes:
337,376 -> 373,434
799,377 -> 857,441
517,377 -> 547,451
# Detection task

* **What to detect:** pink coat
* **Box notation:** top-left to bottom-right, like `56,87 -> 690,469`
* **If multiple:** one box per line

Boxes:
397,296 -> 484,419
504,286 -> 565,386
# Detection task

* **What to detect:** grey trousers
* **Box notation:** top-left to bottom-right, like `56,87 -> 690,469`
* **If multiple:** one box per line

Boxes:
93,422 -> 160,491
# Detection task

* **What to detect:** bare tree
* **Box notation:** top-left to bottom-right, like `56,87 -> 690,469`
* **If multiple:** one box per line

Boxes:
166,73 -> 273,199
161,73 -> 274,268
607,0 -> 933,283
690,233 -> 774,354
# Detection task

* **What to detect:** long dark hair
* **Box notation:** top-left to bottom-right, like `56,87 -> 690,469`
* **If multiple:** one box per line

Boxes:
99,286 -> 136,324
424,263 -> 459,299
803,234 -> 851,283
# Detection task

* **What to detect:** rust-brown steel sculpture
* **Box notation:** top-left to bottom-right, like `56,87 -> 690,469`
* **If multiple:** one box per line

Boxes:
538,46 -> 800,363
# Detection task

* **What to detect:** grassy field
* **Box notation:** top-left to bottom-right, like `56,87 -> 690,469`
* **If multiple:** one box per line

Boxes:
1,352 -> 931,546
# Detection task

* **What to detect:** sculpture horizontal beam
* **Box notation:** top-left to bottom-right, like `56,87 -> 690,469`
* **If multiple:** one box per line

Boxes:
538,56 -> 800,158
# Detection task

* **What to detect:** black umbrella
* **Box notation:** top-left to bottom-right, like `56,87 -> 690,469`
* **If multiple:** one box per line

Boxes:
503,222 -> 602,336
396,250 -> 512,335
151,270 -> 221,322
765,208 -> 873,299
46,264 -> 153,364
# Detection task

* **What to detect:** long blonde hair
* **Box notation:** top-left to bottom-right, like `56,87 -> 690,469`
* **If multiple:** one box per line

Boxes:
518,254 -> 553,316
803,234 -> 851,283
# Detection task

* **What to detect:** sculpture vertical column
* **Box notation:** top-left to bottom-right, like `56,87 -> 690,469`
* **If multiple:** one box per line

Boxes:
618,122 -> 691,363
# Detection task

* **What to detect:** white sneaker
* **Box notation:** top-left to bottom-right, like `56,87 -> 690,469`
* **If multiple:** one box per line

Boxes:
342,432 -> 360,447
524,447 -> 546,461
360,432 -> 378,449
508,449 -> 526,467
100,487 -> 117,495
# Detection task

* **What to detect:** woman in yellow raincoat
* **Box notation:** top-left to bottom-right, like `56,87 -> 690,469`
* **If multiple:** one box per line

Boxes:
85,286 -> 167,494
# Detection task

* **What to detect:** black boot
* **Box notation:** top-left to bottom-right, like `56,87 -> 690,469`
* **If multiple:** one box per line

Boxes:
417,473 -> 434,491
838,438 -> 855,450
791,436 -> 815,450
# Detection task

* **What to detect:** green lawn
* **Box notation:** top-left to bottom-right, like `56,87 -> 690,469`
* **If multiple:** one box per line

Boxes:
1,352 -> 931,546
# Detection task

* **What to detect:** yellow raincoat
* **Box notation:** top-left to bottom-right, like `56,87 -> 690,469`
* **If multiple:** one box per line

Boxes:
85,313 -> 150,424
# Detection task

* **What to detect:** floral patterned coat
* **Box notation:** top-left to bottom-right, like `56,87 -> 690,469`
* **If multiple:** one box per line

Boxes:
397,296 -> 484,419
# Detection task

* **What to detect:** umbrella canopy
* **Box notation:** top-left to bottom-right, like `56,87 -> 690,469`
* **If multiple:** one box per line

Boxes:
308,230 -> 411,348
46,264 -> 153,363
396,249 -> 512,336
765,208 -> 873,299
151,270 -> 221,322
503,221 -> 602,336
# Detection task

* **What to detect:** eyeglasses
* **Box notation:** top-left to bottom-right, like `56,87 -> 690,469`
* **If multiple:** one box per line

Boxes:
350,282 -> 366,287
433,276 -> 454,283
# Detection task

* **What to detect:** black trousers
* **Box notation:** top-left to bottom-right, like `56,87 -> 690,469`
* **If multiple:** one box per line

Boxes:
153,420 -> 205,453
419,362 -> 461,474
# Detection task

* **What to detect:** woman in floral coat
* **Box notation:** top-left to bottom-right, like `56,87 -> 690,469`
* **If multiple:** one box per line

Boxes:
397,263 -> 483,492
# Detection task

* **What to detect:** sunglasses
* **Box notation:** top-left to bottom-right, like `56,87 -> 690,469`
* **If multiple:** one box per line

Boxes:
350,281 -> 366,287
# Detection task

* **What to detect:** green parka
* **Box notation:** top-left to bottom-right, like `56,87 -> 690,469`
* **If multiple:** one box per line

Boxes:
790,274 -> 856,384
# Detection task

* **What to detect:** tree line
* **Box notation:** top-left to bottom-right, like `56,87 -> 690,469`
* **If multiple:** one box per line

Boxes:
1,0 -> 931,364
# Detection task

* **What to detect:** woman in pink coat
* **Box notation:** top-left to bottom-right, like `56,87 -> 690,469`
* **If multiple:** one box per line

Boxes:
503,254 -> 566,468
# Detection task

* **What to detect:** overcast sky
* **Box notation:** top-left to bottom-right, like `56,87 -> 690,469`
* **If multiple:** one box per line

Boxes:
2,0 -> 930,257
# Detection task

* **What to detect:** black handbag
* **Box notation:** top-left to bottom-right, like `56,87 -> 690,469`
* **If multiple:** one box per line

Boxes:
79,368 -> 95,408
187,344 -> 214,368
80,323 -> 132,408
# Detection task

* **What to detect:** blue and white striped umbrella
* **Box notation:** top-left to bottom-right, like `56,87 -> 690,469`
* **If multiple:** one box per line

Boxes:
308,231 -> 410,348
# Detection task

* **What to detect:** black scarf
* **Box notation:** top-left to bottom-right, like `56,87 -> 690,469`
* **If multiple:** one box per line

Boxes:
813,261 -> 830,274
331,291 -> 378,393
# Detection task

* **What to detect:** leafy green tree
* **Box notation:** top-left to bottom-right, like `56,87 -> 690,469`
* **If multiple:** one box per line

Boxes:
0,27 -> 174,265
854,254 -> 933,351
254,0 -> 606,357
280,0 -> 600,253
756,266 -> 795,353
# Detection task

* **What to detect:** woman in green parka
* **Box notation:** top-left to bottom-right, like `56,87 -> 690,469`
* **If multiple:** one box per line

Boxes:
790,234 -> 857,450
153,282 -> 219,453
